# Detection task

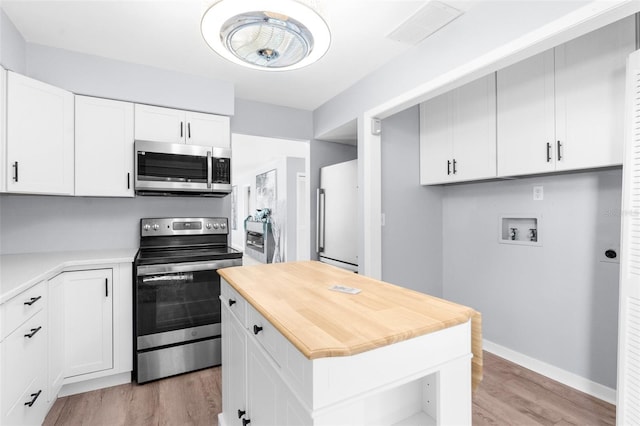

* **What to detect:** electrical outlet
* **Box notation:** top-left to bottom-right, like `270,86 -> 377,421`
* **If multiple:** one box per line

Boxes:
533,186 -> 544,201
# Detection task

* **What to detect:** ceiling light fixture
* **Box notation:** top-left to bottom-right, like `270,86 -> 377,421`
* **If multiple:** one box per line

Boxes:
201,0 -> 330,71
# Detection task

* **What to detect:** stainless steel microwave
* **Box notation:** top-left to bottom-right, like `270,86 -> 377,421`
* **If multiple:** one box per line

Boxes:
134,140 -> 231,197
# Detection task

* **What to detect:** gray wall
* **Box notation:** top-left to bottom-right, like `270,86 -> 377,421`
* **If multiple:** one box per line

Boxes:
442,169 -> 622,388
0,194 -> 229,254
381,106 -> 444,297
233,98 -> 312,141
24,43 -> 233,116
0,9 -> 25,73
310,140 -> 357,259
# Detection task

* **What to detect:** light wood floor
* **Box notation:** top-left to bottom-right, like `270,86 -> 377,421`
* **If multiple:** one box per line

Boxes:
44,351 -> 615,425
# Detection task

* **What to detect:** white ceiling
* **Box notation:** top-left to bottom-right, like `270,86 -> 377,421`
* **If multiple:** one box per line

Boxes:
1,0 -> 477,111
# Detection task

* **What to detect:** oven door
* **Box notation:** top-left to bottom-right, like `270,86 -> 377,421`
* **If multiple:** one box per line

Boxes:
135,259 -> 240,350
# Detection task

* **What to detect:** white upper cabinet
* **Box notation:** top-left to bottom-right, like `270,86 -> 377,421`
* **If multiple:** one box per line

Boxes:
5,72 -> 74,195
420,74 -> 497,185
75,96 -> 134,197
0,67 -> 6,192
554,16 -> 635,171
497,50 -> 556,177
134,104 -> 230,148
498,17 -> 635,177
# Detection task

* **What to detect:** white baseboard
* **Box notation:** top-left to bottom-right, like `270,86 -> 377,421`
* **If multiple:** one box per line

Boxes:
58,372 -> 131,397
483,340 -> 616,405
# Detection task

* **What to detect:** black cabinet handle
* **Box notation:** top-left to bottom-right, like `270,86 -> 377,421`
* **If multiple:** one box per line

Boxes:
24,296 -> 42,306
557,140 -> 562,161
13,161 -> 18,182
242,419 -> 251,426
447,160 -> 451,175
105,278 -> 109,297
127,172 -> 131,189
229,299 -> 236,307
24,390 -> 42,407
180,122 -> 184,138
452,159 -> 457,175
24,326 -> 42,339
237,409 -> 246,419
253,325 -> 263,335
546,142 -> 552,162
188,122 -> 191,139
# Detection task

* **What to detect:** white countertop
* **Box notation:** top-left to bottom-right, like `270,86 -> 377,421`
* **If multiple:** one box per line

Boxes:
0,249 -> 137,304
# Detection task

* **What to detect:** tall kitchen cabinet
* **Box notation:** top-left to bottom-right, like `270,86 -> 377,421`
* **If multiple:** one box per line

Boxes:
75,96 -> 134,197
4,72 -> 74,194
497,16 -> 635,176
420,74 -> 497,184
134,104 -> 231,148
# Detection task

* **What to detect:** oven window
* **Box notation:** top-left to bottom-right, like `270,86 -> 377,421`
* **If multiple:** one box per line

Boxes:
137,269 -> 220,336
137,152 -> 207,183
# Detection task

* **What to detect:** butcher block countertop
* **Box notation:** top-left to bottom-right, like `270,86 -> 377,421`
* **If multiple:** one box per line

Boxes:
219,260 -> 483,390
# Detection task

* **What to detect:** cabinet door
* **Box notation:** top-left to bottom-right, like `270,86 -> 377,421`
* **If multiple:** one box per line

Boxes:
134,104 -> 185,144
222,306 -> 247,426
185,111 -> 230,148
497,50 -> 556,177
450,74 -> 497,182
48,274 -> 65,400
75,96 -> 134,197
6,72 -> 74,195
247,338 -> 284,426
554,16 -> 635,171
63,269 -> 113,378
420,91 -> 453,185
0,67 -> 6,192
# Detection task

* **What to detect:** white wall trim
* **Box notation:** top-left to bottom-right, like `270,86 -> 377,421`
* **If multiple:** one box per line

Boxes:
484,340 -> 617,405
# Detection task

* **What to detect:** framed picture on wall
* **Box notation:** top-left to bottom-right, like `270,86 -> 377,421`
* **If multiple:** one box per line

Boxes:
256,169 -> 277,212
231,185 -> 238,230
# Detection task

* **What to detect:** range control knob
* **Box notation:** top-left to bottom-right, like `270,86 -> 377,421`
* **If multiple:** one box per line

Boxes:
143,224 -> 151,232
206,222 -> 212,230
220,222 -> 227,229
213,222 -> 220,230
152,224 -> 160,231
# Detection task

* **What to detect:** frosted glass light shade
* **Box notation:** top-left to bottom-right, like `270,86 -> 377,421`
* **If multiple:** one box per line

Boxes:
201,0 -> 330,71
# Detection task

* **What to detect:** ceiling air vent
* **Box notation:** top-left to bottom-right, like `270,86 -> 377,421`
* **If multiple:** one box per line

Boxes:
387,1 -> 463,45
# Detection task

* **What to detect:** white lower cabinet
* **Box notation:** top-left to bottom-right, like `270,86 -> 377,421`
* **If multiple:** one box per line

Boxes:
0,283 -> 49,426
0,260 -> 133,425
219,279 -> 470,426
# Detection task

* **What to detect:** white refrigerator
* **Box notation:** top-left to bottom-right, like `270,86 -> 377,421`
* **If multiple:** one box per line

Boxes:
316,160 -> 358,272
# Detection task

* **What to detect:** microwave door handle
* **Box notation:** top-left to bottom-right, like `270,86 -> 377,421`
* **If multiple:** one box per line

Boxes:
207,151 -> 212,189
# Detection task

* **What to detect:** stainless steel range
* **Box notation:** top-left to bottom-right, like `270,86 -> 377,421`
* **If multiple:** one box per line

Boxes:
133,217 -> 242,384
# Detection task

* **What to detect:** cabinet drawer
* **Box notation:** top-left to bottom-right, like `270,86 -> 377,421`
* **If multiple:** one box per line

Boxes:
1,281 -> 47,340
2,379 -> 47,426
221,280 -> 247,327
1,310 -> 47,420
247,304 -> 287,368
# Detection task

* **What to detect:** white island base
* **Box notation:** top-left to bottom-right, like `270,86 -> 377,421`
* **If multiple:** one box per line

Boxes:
219,279 -> 472,426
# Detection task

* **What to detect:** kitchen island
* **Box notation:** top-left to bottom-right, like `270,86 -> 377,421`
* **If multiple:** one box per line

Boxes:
218,261 -> 481,426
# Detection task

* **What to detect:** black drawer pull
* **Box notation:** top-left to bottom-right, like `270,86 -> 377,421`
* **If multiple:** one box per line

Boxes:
229,299 -> 236,307
237,409 -> 246,419
24,296 -> 42,306
13,161 -> 19,182
253,325 -> 263,335
242,419 -> 251,426
24,390 -> 42,407
24,326 -> 42,339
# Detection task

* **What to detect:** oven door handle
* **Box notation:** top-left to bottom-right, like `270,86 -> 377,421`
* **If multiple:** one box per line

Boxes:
137,259 -> 242,276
